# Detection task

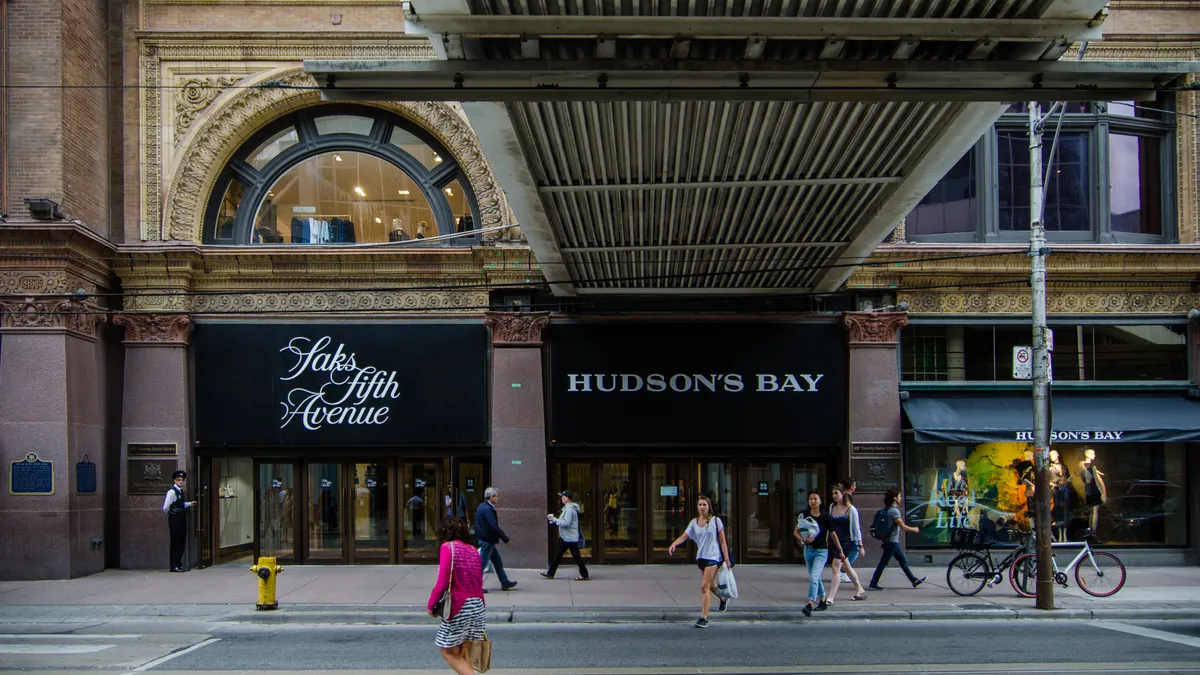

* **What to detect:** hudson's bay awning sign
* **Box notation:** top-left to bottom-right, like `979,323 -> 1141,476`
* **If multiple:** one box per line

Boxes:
902,392 -> 1200,445
549,322 -> 845,446
194,323 -> 488,446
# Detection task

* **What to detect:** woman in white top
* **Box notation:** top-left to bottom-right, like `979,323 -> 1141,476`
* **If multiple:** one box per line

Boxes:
668,495 -> 733,628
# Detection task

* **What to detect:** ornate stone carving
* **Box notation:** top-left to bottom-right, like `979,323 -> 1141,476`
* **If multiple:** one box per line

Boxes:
0,271 -> 71,295
190,289 -> 488,314
112,314 -> 192,344
175,76 -> 241,145
485,312 -> 549,346
843,312 -> 908,344
902,290 -> 1200,315
0,296 -> 107,339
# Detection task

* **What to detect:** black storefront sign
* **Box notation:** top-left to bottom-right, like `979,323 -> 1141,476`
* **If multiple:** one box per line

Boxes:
549,322 -> 845,446
194,323 -> 488,446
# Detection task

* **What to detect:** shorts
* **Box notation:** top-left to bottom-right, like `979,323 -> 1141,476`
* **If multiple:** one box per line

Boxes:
846,546 -> 860,565
697,558 -> 720,571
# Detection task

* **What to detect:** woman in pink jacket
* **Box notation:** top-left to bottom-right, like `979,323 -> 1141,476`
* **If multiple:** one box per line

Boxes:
427,517 -> 486,675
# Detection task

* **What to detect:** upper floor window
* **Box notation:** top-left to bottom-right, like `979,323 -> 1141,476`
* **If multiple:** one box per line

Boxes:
904,96 -> 1177,244
204,107 -> 480,246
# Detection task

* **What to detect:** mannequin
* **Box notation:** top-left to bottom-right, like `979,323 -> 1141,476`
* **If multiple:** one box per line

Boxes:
1078,448 -> 1107,532
1048,450 -> 1070,541
946,460 -> 969,528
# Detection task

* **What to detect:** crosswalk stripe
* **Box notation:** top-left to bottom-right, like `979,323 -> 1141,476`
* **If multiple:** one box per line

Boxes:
0,633 -> 142,639
1093,622 -> 1200,650
0,644 -> 114,654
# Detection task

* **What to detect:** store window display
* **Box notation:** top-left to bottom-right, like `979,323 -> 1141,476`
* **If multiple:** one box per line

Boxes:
905,442 -> 1185,547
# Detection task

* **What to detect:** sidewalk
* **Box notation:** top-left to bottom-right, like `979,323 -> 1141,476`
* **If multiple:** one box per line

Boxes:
2,562 -> 1198,625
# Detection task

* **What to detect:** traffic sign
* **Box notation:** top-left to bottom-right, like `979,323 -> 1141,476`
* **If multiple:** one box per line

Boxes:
1013,346 -> 1033,380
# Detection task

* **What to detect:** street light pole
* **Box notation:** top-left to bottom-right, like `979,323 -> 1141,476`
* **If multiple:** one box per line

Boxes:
1028,101 -> 1055,610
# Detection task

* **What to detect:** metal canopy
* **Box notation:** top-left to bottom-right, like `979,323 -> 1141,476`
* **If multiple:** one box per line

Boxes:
306,0 -> 1196,297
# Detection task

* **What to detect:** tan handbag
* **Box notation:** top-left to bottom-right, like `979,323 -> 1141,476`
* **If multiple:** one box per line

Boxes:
468,635 -> 491,673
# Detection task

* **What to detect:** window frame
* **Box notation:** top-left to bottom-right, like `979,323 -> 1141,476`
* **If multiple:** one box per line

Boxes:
202,106 -> 482,246
905,99 -> 1177,245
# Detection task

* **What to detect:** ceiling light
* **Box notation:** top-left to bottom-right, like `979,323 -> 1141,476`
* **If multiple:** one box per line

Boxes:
354,186 -> 366,197
334,154 -> 343,162
398,189 -> 410,195
433,154 -> 442,163
374,217 -> 382,224
444,187 -> 454,196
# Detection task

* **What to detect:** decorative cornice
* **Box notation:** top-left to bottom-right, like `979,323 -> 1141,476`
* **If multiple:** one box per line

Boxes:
112,314 -> 192,345
843,312 -> 908,344
902,290 -> 1200,315
486,312 -> 549,347
175,76 -> 241,145
0,296 -> 107,340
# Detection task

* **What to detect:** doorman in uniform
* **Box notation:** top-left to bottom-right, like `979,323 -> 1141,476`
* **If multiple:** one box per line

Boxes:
162,470 -> 197,572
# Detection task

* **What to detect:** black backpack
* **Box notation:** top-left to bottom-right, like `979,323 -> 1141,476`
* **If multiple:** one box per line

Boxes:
869,507 -> 893,542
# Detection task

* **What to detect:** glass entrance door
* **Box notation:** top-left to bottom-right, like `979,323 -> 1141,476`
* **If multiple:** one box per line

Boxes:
649,461 -> 690,562
598,463 -> 638,562
402,461 -> 444,561
306,462 -> 344,561
351,462 -> 390,562
453,460 -> 487,540
258,462 -> 297,562
739,461 -> 828,563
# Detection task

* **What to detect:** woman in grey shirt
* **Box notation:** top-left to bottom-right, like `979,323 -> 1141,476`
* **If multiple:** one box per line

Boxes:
668,495 -> 733,628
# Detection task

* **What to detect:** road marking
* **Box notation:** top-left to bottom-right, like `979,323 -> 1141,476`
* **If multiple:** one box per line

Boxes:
1094,622 -> 1200,650
131,637 -> 221,672
0,644 -> 114,654
0,633 -> 142,639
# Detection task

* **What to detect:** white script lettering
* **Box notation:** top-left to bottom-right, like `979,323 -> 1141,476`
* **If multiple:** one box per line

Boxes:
278,336 -> 402,431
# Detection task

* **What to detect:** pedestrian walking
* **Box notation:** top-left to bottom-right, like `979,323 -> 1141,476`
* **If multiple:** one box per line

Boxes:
427,517 -> 486,675
838,477 -> 857,583
541,490 -> 589,580
474,487 -> 517,592
795,490 -> 840,616
868,488 -> 927,591
667,494 -> 733,628
825,484 -> 867,603
161,470 -> 197,573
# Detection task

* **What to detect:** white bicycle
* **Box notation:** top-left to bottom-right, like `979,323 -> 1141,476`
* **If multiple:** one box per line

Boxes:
1010,529 -> 1126,598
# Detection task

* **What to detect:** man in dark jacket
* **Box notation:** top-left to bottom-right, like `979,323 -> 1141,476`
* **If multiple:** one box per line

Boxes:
475,487 -> 518,591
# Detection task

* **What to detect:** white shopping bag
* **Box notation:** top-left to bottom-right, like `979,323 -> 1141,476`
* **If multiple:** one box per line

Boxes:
716,564 -> 739,600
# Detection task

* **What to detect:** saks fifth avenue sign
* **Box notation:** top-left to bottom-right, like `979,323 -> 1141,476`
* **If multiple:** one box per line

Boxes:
279,336 -> 401,431
549,322 -> 845,445
193,323 -> 488,446
566,372 -> 825,394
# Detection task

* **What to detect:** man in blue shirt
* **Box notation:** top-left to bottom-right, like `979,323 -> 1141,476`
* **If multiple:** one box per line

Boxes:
475,487 -> 518,591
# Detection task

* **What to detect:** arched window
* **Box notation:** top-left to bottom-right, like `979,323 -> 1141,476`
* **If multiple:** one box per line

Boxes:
204,107 -> 480,245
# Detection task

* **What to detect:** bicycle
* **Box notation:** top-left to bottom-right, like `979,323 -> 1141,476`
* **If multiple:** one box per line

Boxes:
944,527 -> 1033,597
1009,528 -> 1126,598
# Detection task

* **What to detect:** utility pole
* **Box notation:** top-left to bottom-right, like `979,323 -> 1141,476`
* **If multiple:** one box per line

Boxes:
1028,101 -> 1055,610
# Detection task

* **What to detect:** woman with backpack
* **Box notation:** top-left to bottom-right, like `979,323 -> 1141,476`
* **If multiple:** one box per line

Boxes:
825,484 -> 867,604
668,494 -> 732,628
867,488 -> 927,591
794,490 -> 841,617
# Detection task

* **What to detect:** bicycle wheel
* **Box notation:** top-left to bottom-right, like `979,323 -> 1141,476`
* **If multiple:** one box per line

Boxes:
1009,552 -> 1039,598
1075,551 -> 1126,597
946,552 -> 989,597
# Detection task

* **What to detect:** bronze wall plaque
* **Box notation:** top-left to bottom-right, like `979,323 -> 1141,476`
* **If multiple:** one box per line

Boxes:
852,442 -> 900,455
128,459 -> 174,495
128,443 -> 178,457
851,457 -> 902,494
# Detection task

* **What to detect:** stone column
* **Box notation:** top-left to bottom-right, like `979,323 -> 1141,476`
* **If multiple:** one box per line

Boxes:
843,311 -> 909,570
112,314 -> 193,570
485,312 -> 550,570
0,297 -> 107,579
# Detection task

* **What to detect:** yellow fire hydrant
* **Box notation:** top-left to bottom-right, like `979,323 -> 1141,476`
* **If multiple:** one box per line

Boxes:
250,556 -> 283,610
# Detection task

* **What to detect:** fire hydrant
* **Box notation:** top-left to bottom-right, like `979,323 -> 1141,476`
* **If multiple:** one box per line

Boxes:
250,556 -> 282,610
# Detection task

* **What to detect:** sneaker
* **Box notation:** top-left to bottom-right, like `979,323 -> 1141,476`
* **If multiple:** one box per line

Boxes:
868,584 -> 887,591
539,571 -> 554,579
815,600 -> 828,611
482,589 -> 489,594
839,573 -> 851,583
912,577 -> 927,589
694,617 -> 709,628
802,604 -> 813,617
718,597 -> 728,613
501,581 -> 518,591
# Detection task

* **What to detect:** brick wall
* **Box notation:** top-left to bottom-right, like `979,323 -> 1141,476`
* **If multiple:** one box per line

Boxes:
144,5 -> 406,32
62,0 -> 110,231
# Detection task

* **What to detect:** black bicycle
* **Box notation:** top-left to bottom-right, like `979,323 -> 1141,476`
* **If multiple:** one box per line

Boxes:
945,527 -> 1033,597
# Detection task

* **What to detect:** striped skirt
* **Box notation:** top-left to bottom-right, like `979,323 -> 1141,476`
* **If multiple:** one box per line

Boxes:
435,597 -> 487,649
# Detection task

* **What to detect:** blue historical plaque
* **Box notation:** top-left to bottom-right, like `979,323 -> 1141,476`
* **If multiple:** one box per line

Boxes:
76,457 -> 97,494
10,453 -> 54,496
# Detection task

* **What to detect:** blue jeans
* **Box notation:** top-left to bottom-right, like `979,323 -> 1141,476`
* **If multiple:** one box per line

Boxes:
804,547 -> 829,603
478,541 -> 511,585
871,541 -> 918,587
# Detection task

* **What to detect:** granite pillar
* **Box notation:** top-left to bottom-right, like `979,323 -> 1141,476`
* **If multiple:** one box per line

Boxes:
112,314 -> 193,570
843,311 -> 908,571
485,312 -> 550,570
0,296 -> 107,580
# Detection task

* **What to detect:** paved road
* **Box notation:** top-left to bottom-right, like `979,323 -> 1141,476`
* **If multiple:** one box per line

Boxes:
1,619 -> 1198,672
